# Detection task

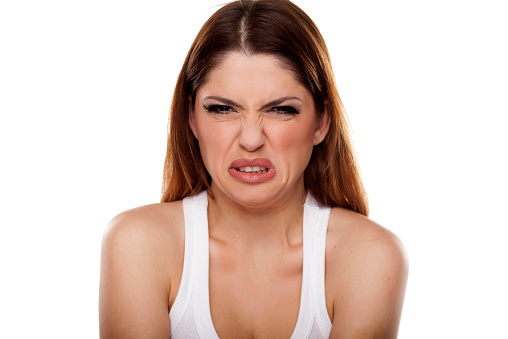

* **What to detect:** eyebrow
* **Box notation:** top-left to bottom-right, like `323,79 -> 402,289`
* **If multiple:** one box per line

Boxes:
203,96 -> 301,111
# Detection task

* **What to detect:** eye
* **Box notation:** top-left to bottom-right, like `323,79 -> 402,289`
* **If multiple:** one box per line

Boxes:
269,106 -> 300,115
203,104 -> 235,114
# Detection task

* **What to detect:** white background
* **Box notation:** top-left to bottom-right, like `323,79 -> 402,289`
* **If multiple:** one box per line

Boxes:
1,0 -> 506,338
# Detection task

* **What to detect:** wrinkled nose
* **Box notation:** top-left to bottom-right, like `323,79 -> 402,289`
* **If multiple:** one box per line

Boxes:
237,120 -> 265,152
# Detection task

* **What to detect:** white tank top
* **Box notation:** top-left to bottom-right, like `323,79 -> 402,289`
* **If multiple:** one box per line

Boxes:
170,190 -> 332,338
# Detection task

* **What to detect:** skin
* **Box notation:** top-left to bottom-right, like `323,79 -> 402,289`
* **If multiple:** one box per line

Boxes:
99,52 -> 408,338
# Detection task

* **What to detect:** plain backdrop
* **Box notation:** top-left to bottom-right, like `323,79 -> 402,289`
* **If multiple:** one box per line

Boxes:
1,0 -> 507,338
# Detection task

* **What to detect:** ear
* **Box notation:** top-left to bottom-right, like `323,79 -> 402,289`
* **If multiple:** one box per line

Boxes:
188,96 -> 198,140
313,99 -> 331,145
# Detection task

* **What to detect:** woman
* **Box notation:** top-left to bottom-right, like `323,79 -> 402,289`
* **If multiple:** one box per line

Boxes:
99,0 -> 408,338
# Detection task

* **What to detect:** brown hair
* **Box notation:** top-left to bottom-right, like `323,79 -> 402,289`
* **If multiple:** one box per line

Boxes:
161,0 -> 369,216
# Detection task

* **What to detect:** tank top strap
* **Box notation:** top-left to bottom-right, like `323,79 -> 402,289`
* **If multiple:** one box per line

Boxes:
190,191 -> 220,338
289,192 -> 331,338
170,190 -> 215,337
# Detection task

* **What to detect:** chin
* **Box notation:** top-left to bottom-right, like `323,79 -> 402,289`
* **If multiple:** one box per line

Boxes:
223,182 -> 303,211
214,182 -> 276,207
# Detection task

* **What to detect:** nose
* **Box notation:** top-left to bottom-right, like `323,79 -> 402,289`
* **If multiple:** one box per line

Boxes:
237,119 -> 265,152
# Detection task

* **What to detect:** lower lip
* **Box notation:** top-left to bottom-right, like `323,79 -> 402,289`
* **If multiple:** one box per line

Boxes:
228,168 -> 276,183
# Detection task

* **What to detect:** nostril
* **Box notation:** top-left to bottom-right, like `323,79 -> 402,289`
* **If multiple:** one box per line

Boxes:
238,124 -> 265,152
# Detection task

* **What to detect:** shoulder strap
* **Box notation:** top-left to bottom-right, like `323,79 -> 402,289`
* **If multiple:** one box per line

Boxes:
290,193 -> 332,338
170,191 -> 209,335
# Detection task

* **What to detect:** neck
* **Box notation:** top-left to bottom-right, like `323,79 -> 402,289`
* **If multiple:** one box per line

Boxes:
207,183 -> 307,250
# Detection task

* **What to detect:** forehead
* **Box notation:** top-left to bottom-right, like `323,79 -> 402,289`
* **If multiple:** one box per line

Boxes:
197,52 -> 310,101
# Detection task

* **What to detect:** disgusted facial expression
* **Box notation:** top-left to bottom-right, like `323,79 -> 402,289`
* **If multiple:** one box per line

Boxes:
189,52 -> 330,209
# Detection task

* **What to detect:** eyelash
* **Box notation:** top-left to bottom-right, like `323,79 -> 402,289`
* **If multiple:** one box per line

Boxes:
202,104 -> 235,114
269,106 -> 300,115
202,104 -> 300,115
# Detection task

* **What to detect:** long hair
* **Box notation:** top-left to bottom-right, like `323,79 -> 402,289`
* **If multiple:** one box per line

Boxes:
161,0 -> 369,216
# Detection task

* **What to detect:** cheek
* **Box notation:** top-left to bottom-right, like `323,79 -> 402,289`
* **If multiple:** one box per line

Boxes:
266,120 -> 316,164
196,120 -> 237,166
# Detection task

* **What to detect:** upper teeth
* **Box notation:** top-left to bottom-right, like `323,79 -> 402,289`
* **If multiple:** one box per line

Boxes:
238,166 -> 267,173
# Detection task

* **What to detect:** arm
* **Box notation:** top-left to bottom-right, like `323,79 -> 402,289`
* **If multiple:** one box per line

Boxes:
99,211 -> 172,339
328,219 -> 409,338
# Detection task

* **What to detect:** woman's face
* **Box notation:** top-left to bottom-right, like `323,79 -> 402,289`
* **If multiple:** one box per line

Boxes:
190,52 -> 329,208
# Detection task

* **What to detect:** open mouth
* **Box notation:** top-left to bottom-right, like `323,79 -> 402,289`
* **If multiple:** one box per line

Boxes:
229,159 -> 275,183
235,166 -> 268,174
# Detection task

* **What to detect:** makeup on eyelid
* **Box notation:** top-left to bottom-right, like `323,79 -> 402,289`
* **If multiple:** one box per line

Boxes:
202,102 -> 301,115
202,104 -> 236,114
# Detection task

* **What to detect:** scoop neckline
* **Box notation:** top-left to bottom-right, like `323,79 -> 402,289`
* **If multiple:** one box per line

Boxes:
194,190 -> 316,338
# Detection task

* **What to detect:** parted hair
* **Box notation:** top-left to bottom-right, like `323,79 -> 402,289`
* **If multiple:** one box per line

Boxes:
161,0 -> 369,216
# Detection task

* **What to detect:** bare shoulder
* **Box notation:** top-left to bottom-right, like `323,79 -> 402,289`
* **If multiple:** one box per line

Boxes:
326,208 -> 408,271
326,208 -> 409,338
99,201 -> 184,338
103,201 -> 184,253
101,200 -> 186,298
101,201 -> 185,278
